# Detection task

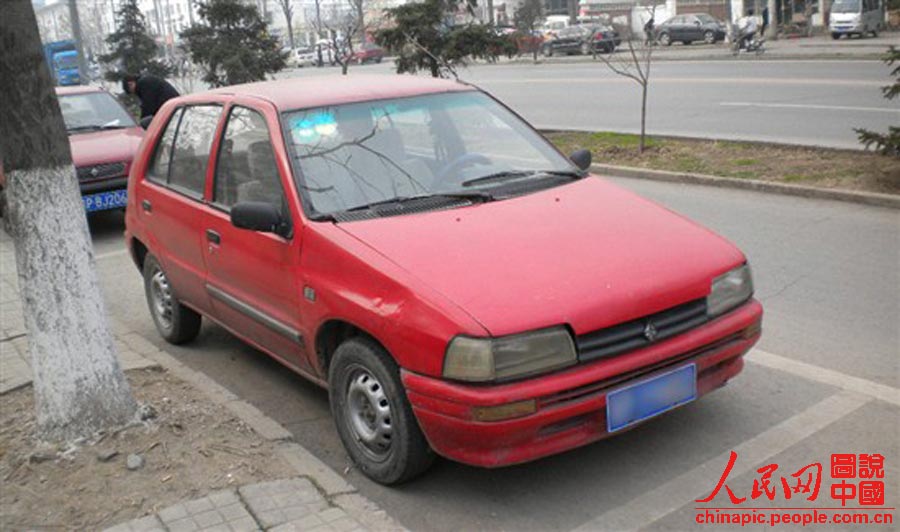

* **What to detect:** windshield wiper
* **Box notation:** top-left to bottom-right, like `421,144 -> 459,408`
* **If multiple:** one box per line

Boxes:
344,191 -> 494,213
461,169 -> 584,188
67,124 -> 127,133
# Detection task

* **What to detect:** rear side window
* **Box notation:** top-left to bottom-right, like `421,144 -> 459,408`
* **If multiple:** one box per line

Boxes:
146,105 -> 221,198
214,106 -> 285,210
148,107 -> 183,183
169,106 -> 221,197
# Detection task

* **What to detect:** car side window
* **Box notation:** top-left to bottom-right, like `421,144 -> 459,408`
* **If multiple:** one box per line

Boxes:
214,106 -> 286,211
168,105 -> 221,198
148,107 -> 183,183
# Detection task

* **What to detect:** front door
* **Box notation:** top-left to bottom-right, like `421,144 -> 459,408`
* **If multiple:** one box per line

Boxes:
201,102 -> 311,372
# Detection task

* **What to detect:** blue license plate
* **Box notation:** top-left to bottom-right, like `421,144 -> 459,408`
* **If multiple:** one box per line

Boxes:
83,189 -> 127,212
607,363 -> 697,433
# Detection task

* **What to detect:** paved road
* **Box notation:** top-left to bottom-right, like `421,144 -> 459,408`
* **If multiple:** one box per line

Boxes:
279,53 -> 900,150
87,178 -> 899,531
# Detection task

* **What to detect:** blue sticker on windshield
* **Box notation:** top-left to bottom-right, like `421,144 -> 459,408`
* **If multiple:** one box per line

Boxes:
290,112 -> 337,144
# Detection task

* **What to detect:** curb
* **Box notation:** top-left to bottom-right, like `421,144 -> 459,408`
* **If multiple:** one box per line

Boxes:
112,326 -> 406,531
591,163 -> 900,209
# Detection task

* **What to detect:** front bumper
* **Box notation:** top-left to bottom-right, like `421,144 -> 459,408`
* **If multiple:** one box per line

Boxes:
402,299 -> 762,468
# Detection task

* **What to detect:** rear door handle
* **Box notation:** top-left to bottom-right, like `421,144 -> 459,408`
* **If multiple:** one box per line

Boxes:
206,229 -> 221,245
141,199 -> 152,212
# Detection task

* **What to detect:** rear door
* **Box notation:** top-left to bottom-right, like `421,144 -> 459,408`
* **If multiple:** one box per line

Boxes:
136,104 -> 223,313
201,100 -> 312,372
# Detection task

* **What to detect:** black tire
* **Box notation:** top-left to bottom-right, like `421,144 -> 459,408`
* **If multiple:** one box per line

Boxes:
329,337 -> 434,485
580,42 -> 591,55
831,32 -> 840,39
658,32 -> 672,46
703,30 -> 715,44
143,254 -> 201,344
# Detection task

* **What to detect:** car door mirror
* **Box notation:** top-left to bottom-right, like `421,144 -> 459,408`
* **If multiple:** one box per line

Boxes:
231,201 -> 290,238
569,149 -> 592,171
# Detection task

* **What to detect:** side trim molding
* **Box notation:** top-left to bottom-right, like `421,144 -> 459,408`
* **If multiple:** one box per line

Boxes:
206,284 -> 303,344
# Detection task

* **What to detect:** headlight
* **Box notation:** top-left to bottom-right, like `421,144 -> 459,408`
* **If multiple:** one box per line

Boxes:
443,326 -> 577,382
707,264 -> 753,318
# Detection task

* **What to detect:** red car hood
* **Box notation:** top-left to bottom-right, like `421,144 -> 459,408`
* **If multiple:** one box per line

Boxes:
68,127 -> 143,167
336,177 -> 745,337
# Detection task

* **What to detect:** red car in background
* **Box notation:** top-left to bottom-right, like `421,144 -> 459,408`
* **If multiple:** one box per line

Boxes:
125,75 -> 762,485
351,43 -> 385,64
57,86 -> 143,212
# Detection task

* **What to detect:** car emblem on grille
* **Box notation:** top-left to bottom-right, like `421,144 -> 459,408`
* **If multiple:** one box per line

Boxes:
90,167 -> 99,177
643,321 -> 658,342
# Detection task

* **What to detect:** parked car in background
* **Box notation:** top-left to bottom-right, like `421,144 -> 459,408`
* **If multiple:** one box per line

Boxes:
351,43 -> 385,64
125,75 -> 762,485
542,24 -> 620,56
655,13 -> 726,45
291,47 -> 317,67
58,86 -> 143,212
829,0 -> 884,38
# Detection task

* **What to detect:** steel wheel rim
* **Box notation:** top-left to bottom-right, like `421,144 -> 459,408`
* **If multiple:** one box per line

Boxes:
150,268 -> 174,330
704,31 -> 715,44
346,367 -> 393,462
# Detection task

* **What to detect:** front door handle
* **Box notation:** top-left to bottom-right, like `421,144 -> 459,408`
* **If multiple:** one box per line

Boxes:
141,199 -> 152,212
206,229 -> 221,245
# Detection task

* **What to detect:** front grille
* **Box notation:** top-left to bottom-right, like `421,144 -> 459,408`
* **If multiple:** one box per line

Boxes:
77,162 -> 126,182
577,298 -> 708,362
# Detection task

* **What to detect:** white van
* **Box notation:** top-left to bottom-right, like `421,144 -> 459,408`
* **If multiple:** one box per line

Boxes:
829,0 -> 885,38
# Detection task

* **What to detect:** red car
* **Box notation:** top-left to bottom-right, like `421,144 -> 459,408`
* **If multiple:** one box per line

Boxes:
57,86 -> 143,212
351,43 -> 385,64
124,75 -> 762,485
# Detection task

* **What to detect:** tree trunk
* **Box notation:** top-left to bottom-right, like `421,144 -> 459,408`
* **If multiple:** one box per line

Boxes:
286,13 -> 295,49
639,81 -> 648,154
0,0 -> 138,443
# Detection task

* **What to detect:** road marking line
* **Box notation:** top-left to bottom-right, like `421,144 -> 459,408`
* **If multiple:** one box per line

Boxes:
747,348 -> 900,407
569,391 -> 871,532
721,102 -> 900,113
95,249 -> 128,260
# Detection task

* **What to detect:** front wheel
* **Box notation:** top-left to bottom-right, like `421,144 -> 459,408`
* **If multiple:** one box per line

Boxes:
329,337 -> 435,485
143,254 -> 201,344
703,31 -> 715,44
580,42 -> 591,55
831,32 -> 841,39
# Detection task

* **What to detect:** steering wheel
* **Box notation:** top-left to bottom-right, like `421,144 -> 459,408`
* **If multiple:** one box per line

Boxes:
434,153 -> 492,188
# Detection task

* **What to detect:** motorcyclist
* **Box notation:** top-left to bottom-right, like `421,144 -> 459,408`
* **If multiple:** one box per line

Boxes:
736,10 -> 759,50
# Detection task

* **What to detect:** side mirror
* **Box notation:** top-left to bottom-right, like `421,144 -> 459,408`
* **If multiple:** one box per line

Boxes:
569,149 -> 592,171
231,201 -> 290,238
139,116 -> 153,130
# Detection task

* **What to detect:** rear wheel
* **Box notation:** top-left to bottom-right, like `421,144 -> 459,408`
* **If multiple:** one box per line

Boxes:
143,254 -> 201,344
580,42 -> 591,55
329,337 -> 434,485
831,32 -> 841,39
658,32 -> 672,46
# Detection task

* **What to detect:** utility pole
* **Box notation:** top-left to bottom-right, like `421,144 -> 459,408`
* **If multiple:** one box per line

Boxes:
67,0 -> 89,84
767,0 -> 777,39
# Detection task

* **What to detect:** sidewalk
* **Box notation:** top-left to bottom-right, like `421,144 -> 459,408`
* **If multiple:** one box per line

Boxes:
0,229 -> 403,532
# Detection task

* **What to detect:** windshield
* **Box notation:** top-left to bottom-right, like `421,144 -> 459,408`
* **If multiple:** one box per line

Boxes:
283,91 -> 576,217
696,14 -> 718,23
59,91 -> 137,133
831,0 -> 861,12
55,53 -> 77,69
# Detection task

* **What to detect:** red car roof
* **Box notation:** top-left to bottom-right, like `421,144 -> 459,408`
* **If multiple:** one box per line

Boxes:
203,74 -> 472,111
55,85 -> 106,96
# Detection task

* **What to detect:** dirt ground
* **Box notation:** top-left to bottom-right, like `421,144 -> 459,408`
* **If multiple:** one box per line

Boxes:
0,368 -> 293,530
546,131 -> 900,195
